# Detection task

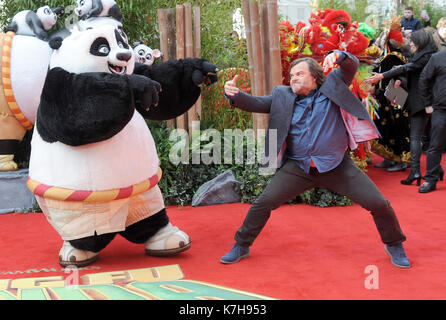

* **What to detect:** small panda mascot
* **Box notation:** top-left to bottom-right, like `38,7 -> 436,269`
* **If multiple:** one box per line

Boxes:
27,25 -> 218,267
4,6 -> 65,41
133,42 -> 162,66
75,0 -> 122,22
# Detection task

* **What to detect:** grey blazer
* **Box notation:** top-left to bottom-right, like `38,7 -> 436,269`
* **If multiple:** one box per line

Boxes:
228,52 -> 379,168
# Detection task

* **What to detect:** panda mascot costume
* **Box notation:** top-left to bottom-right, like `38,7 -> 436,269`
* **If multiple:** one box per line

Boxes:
27,24 -> 218,267
0,6 -> 64,171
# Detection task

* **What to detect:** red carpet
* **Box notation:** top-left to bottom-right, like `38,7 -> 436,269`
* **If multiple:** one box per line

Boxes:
1,154 -> 446,300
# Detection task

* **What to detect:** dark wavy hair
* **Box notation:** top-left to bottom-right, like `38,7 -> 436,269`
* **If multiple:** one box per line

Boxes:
289,57 -> 326,86
411,28 -> 436,52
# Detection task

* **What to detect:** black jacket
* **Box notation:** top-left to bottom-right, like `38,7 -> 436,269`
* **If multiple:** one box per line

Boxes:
381,46 -> 437,115
419,50 -> 446,109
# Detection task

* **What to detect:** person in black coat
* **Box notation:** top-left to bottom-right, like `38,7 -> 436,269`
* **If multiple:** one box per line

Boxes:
418,48 -> 446,193
365,29 -> 438,186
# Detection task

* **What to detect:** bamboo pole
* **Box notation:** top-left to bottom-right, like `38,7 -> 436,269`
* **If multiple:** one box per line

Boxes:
249,1 -> 268,134
158,9 -> 175,128
241,0 -> 256,132
166,8 -> 176,61
175,4 -> 187,131
184,3 -> 196,136
267,0 -> 283,87
193,6 -> 202,128
260,0 -> 272,94
157,9 -> 169,62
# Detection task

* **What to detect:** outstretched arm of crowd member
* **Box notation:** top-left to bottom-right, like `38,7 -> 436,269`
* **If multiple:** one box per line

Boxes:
365,72 -> 402,89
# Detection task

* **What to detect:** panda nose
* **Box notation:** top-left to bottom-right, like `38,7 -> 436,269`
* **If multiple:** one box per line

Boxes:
117,52 -> 132,62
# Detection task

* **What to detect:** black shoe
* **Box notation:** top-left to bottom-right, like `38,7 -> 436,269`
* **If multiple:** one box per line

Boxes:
401,171 -> 422,186
419,181 -> 437,193
374,160 -> 396,168
386,162 -> 408,172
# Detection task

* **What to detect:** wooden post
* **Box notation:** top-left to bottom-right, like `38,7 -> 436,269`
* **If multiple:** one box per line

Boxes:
249,1 -> 268,135
242,0 -> 256,101
166,9 -> 176,61
158,9 -> 176,128
157,9 -> 169,61
267,0 -> 283,88
184,3 -> 196,136
260,0 -> 272,94
193,6 -> 202,129
175,4 -> 187,131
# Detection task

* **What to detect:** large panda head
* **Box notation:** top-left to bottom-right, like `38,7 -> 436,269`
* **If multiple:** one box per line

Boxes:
49,24 -> 135,75
133,42 -> 162,66
74,0 -> 93,17
36,5 -> 58,31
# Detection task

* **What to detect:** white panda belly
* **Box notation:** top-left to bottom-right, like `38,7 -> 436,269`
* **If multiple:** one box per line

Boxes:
10,35 -> 52,124
29,112 -> 160,191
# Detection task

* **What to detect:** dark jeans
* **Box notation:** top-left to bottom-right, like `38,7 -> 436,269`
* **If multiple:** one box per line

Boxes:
425,109 -> 446,182
235,155 -> 406,247
409,111 -> 430,172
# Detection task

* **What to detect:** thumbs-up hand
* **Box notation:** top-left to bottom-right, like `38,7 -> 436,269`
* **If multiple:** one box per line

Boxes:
224,75 -> 240,97
323,51 -> 340,73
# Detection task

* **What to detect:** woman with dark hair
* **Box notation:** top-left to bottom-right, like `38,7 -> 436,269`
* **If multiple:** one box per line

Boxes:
365,28 -> 438,186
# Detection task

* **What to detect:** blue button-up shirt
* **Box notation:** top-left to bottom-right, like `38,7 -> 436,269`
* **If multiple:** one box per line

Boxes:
285,89 -> 349,173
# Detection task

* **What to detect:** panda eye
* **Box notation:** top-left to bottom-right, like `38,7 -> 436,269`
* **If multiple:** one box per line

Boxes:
90,37 -> 111,56
146,54 -> 152,60
99,45 -> 110,54
138,50 -> 145,56
80,0 -> 85,6
44,8 -> 50,15
118,42 -> 125,49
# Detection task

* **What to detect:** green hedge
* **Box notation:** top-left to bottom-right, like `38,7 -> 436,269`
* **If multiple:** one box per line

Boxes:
149,121 -> 353,207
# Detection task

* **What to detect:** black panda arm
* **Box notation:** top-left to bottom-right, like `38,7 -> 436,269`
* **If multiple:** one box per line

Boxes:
25,12 -> 47,40
85,0 -> 104,19
36,67 -> 135,146
108,4 -> 122,21
3,21 -> 18,33
133,58 -> 218,120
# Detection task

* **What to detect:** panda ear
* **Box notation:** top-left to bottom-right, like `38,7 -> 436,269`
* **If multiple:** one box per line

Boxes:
49,37 -> 64,50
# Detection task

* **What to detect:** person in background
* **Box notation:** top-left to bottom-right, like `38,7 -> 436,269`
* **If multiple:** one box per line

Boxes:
420,10 -> 431,28
401,7 -> 422,39
425,26 -> 446,51
371,26 -> 411,172
418,45 -> 446,193
365,29 -> 438,186
436,17 -> 446,42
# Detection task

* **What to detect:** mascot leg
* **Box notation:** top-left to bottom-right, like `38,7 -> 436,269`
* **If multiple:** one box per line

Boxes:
36,195 -> 129,267
0,141 -> 19,171
61,232 -> 117,267
0,111 -> 27,172
120,209 -> 191,256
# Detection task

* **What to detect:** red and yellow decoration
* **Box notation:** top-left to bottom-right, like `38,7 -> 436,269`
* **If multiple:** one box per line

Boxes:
27,167 -> 163,202
1,31 -> 33,130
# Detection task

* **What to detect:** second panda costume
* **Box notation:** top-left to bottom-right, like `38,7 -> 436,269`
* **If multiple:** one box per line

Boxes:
28,25 -> 217,267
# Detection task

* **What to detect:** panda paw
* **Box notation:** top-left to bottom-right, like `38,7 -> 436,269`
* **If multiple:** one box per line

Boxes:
127,74 -> 162,111
36,30 -> 49,41
190,59 -> 219,87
